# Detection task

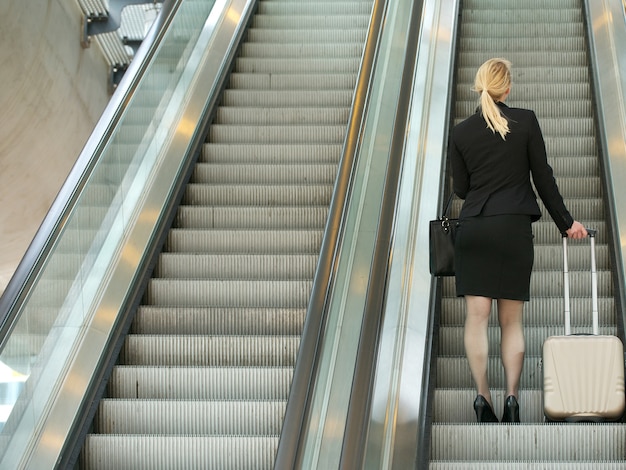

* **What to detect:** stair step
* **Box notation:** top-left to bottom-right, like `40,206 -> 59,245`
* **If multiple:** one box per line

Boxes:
122,335 -> 300,366
132,307 -> 305,335
234,57 -> 361,74
435,356 -> 544,389
81,435 -> 279,470
437,326 -> 618,357
460,9 -> 583,24
173,206 -> 329,230
208,124 -> 347,144
440,297 -> 616,327
214,107 -> 350,125
154,253 -> 318,279
191,163 -> 338,184
183,184 -> 333,206
430,424 -> 626,461
95,399 -> 287,434
201,143 -> 341,164
433,389 -> 544,423
164,228 -> 323,253
144,279 -> 313,307
456,51 -> 587,68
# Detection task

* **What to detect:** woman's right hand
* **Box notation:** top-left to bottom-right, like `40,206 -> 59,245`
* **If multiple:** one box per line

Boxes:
566,221 -> 588,239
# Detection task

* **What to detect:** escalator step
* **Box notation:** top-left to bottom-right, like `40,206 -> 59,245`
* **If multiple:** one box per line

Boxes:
133,307 -> 305,335
164,228 -> 323,253
123,335 -> 300,366
83,435 -> 279,470
96,399 -> 287,434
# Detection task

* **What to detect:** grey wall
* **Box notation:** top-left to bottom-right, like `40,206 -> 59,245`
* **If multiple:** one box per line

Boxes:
0,0 -> 110,294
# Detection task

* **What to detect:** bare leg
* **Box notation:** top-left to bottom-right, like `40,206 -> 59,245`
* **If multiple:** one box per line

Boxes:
464,295 -> 493,405
497,298 -> 525,398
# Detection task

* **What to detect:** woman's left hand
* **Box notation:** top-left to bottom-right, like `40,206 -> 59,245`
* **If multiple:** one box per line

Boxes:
566,221 -> 588,239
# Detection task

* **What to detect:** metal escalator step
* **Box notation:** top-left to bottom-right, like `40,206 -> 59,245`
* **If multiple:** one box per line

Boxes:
543,157 -> 599,177
449,199 -> 605,223
192,163 -> 338,184
436,356 -> 546,389
228,72 -> 358,90
108,366 -> 293,399
455,66 -> 590,85
460,9 -> 583,23
153,253 -> 318,279
433,389 -> 544,423
215,107 -> 350,125
133,307 -> 305,335
164,228 -> 323,253
455,83 -> 592,101
201,143 -> 341,164
440,297 -> 616,327
459,22 -> 583,38
530,221 -> 608,244
183,184 -> 333,206
456,51 -> 587,68
82,435 -> 279,470
545,136 -> 597,156
538,198 -> 604,220
533,243 -> 609,269
208,124 -> 347,144
246,28 -> 367,44
123,335 -> 300,366
234,57 -> 361,74
437,325 -> 617,357
546,176 -> 600,197
239,42 -> 367,59
459,37 -> 585,52
454,100 -> 593,119
257,1 -> 373,16
174,206 -> 329,230
144,279 -> 312,307
221,89 -> 353,107
430,463 -> 626,469
463,0 -> 580,7
442,270 -> 613,298
96,399 -> 286,434
430,424 -> 626,461
251,15 -> 370,30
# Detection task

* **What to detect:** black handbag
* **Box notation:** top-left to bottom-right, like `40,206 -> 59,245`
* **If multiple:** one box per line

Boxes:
429,193 -> 458,276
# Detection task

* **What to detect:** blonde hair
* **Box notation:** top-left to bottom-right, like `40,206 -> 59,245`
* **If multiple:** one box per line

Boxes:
473,58 -> 512,139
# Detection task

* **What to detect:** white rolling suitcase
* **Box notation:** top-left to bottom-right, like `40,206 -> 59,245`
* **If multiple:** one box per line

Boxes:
543,229 -> 625,421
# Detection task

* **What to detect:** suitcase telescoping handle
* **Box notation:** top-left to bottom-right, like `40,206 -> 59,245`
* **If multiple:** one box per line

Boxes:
563,228 -> 598,336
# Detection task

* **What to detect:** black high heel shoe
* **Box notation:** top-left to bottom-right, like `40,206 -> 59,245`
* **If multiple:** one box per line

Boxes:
501,395 -> 520,423
473,395 -> 499,423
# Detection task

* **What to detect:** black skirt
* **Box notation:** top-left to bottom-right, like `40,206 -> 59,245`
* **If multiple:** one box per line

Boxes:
454,214 -> 534,301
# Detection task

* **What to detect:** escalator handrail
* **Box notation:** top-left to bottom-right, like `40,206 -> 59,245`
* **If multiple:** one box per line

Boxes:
338,0 -> 426,467
272,0 -> 389,466
0,0 -> 181,343
584,0 -> 626,345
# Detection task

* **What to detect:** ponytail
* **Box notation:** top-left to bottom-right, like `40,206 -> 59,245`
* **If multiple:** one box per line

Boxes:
473,58 -> 512,140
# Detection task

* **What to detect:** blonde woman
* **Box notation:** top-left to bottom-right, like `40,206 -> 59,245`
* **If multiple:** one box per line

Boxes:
449,58 -> 587,423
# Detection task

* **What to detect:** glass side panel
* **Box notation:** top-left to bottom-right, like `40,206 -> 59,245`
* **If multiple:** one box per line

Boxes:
0,0 -> 216,458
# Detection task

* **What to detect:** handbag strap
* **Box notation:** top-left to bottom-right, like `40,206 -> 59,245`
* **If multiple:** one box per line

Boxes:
440,193 -> 455,219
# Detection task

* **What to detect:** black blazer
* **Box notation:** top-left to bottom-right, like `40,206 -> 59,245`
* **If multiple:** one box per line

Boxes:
449,102 -> 573,234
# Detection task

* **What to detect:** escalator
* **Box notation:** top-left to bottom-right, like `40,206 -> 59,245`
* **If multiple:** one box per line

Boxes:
79,0 -> 375,467
1,0 -> 623,468
430,0 -> 626,467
